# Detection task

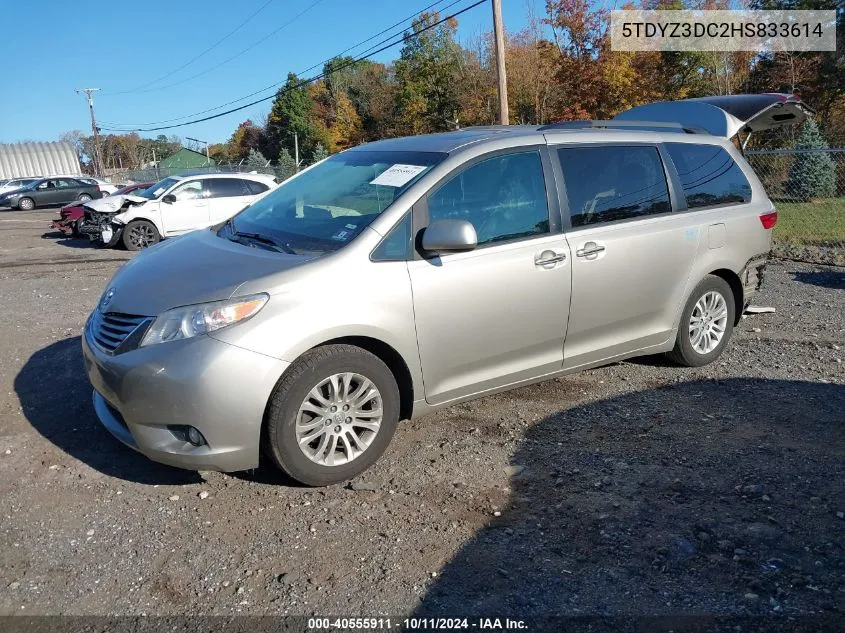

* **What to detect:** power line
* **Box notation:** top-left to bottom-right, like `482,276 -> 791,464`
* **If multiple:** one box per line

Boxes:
104,0 -> 327,97
102,0 -> 488,133
100,0 -> 460,128
116,0 -> 277,94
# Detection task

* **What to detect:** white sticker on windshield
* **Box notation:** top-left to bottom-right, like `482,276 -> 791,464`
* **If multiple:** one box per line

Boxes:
369,164 -> 427,187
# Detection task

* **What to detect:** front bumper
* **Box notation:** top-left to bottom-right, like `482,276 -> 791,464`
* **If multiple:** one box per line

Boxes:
51,218 -> 74,235
82,321 -> 289,472
79,221 -> 123,247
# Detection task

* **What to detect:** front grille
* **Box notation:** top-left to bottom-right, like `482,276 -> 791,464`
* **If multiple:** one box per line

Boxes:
89,311 -> 149,353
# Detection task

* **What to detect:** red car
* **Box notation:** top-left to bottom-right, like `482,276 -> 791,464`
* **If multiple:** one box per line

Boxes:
51,182 -> 153,237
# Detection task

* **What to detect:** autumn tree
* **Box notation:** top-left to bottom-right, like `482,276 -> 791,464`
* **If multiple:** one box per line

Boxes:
544,0 -> 608,118
346,62 -> 398,140
227,120 -> 264,161
505,20 -> 559,124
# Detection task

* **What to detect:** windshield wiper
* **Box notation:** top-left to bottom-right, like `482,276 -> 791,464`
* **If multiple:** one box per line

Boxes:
225,219 -> 296,254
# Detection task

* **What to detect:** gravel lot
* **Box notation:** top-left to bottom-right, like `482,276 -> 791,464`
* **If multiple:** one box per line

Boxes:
0,208 -> 843,625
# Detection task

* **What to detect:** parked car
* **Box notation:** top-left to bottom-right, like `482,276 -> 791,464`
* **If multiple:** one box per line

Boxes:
0,177 -> 101,210
81,173 -> 276,250
0,177 -> 39,196
77,176 -> 122,197
51,182 -> 154,237
82,94 -> 806,486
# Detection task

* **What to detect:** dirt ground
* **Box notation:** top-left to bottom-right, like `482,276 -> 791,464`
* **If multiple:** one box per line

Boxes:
0,207 -> 843,627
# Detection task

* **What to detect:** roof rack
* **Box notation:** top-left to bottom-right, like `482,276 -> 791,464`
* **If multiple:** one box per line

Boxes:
537,120 -> 709,134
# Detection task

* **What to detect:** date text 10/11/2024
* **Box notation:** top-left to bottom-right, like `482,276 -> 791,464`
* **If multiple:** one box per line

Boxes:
307,618 -> 529,630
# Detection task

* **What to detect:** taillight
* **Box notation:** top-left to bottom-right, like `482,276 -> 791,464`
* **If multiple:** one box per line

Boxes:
760,211 -> 777,230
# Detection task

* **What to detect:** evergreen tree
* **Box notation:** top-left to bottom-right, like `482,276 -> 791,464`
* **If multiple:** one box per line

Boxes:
277,148 -> 297,181
786,119 -> 836,200
311,144 -> 329,164
245,148 -> 269,171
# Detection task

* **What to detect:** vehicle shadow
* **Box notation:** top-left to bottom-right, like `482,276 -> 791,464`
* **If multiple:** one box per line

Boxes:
14,336 -> 201,485
55,237 -> 103,249
414,378 -> 845,624
792,270 -> 844,291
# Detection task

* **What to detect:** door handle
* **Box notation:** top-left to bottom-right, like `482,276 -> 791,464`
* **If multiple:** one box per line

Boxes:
534,250 -> 567,267
575,242 -> 606,258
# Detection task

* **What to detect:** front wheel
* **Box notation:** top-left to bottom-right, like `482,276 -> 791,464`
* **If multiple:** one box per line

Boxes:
18,197 -> 35,210
122,220 -> 160,251
265,344 -> 400,486
668,275 -> 735,367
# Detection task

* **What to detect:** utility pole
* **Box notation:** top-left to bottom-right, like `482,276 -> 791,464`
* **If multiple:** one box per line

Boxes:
491,0 -> 509,125
293,131 -> 300,172
186,137 -> 210,165
76,88 -> 103,176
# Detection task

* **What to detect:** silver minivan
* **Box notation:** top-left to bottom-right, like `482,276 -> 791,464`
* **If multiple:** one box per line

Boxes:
82,95 -> 808,486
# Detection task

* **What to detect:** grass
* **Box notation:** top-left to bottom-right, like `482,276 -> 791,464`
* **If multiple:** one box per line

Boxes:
772,199 -> 845,245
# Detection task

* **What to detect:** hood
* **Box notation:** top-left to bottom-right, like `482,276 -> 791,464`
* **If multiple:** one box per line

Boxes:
103,228 -> 314,316
613,93 -> 813,138
83,194 -> 148,214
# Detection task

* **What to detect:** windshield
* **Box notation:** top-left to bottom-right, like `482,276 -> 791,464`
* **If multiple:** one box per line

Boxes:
225,150 -> 445,255
138,177 -> 180,200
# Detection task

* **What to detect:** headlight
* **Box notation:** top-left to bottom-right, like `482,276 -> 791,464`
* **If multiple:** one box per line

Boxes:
140,293 -> 268,347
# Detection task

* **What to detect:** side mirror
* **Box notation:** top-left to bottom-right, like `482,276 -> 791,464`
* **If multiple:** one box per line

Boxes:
162,193 -> 176,204
420,219 -> 477,254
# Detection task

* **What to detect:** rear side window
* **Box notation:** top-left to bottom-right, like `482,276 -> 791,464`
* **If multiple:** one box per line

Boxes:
206,178 -> 247,198
557,146 -> 671,227
665,143 -> 752,209
242,179 -> 270,195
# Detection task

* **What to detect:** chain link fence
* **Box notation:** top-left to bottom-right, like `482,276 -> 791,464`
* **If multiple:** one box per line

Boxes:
745,148 -> 845,266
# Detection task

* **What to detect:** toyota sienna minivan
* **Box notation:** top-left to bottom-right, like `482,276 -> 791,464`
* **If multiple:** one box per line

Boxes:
82,94 -> 808,486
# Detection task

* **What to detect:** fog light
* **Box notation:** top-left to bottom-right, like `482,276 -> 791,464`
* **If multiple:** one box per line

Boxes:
187,426 -> 205,446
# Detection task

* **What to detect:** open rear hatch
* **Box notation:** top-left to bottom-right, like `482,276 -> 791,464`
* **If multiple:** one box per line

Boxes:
613,93 -> 814,138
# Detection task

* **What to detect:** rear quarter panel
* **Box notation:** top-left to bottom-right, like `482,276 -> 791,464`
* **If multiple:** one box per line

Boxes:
665,139 -> 773,327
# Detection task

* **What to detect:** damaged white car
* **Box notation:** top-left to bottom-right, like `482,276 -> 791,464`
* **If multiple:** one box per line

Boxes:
79,173 -> 277,250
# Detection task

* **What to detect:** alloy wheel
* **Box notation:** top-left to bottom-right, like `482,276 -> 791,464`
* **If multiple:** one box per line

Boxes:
295,372 -> 383,467
689,290 -> 728,354
128,224 -> 155,249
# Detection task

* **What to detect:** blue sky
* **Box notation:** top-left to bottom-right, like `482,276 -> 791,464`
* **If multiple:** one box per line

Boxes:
0,0 -> 546,145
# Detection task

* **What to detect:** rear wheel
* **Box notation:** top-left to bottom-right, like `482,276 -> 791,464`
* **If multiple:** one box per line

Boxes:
78,193 -> 92,202
265,344 -> 400,486
122,220 -> 159,251
18,197 -> 35,210
668,275 -> 735,367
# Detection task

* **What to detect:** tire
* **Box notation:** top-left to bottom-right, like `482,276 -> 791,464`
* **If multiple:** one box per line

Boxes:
72,218 -> 85,238
265,344 -> 400,486
78,193 -> 92,202
122,220 -> 160,251
18,197 -> 35,211
667,275 -> 735,367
